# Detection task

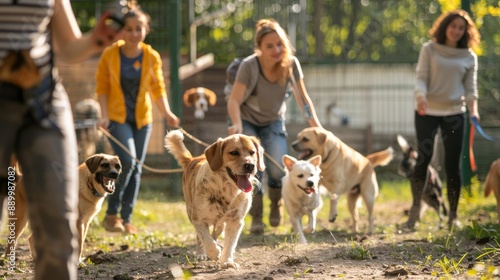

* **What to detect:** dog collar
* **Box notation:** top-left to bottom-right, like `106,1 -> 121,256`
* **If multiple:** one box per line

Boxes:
322,150 -> 332,163
87,179 -> 104,197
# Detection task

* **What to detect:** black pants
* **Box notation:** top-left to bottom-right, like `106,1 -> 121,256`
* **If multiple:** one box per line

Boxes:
414,111 -> 465,216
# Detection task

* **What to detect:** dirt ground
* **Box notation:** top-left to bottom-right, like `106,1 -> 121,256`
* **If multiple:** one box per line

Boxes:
0,200 -> 499,280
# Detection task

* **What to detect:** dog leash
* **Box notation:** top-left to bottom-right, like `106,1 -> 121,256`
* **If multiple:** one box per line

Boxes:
99,126 -> 285,174
467,116 -> 495,173
471,116 -> 496,141
98,126 -> 183,174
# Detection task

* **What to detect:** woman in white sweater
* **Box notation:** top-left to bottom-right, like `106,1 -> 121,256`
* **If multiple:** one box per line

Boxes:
405,9 -> 481,230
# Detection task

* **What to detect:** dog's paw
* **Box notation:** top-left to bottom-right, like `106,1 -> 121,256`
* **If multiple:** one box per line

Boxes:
196,253 -> 208,261
329,215 -> 337,223
303,227 -> 315,234
221,261 -> 240,269
206,245 -> 222,261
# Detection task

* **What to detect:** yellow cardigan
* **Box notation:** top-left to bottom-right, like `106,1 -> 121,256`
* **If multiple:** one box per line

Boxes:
96,40 -> 167,129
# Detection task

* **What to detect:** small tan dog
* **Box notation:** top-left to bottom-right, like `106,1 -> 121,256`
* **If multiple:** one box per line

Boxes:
164,130 -> 264,269
282,154 -> 322,244
291,127 -> 394,233
484,158 -> 500,219
6,154 -> 121,262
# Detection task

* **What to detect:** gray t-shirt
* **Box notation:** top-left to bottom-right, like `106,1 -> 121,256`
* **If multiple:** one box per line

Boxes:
236,55 -> 303,126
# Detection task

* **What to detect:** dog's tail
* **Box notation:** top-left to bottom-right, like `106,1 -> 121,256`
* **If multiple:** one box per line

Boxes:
164,130 -> 193,169
366,147 -> 394,167
485,160 -> 499,197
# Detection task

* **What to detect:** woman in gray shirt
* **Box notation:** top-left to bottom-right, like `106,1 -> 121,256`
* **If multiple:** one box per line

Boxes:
227,19 -> 322,234
405,9 -> 481,230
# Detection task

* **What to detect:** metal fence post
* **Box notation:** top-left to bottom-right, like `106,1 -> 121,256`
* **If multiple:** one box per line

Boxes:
168,0 -> 183,196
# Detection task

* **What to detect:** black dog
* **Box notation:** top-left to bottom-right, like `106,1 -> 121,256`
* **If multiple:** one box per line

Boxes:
397,135 -> 448,228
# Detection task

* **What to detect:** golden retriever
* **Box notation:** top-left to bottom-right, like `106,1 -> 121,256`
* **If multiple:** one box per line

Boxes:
164,130 -> 265,269
5,154 -> 121,262
485,158 -> 500,219
291,127 -> 394,233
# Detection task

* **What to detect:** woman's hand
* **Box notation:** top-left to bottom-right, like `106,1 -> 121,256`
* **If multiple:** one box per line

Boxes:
92,11 -> 123,49
417,96 -> 427,116
228,123 -> 242,135
98,117 -> 110,129
165,112 -> 180,128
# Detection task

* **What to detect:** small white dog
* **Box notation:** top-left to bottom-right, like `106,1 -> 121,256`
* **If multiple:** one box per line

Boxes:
282,154 -> 322,244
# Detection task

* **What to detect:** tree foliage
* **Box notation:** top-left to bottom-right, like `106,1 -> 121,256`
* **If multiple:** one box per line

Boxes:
193,0 -> 499,64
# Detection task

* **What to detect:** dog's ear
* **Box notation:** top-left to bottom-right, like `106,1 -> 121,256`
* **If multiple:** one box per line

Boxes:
205,139 -> 226,171
204,88 -> 217,106
250,136 -> 266,172
315,128 -> 328,145
282,155 -> 296,171
308,155 -> 322,167
397,135 -> 409,152
85,154 -> 103,173
183,88 -> 197,107
409,147 -> 418,159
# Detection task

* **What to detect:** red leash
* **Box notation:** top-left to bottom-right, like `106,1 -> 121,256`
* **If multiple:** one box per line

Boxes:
469,122 -> 477,172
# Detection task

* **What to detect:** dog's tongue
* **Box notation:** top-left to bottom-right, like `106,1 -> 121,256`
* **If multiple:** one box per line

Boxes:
298,151 -> 311,160
237,175 -> 252,193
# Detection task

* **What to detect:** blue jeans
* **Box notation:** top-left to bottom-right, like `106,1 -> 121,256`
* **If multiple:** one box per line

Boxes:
242,119 -> 287,194
106,121 -> 152,223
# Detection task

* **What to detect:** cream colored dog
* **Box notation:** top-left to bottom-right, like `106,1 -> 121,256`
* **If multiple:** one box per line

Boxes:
485,158 -> 500,220
282,154 -> 322,244
5,154 -> 121,262
164,130 -> 265,269
291,127 -> 394,233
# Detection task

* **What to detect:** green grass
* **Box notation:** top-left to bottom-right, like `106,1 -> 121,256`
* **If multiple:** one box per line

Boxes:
3,175 -> 500,279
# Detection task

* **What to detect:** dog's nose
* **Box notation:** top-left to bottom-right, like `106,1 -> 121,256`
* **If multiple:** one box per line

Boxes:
306,180 -> 314,187
108,171 -> 119,179
243,163 -> 255,173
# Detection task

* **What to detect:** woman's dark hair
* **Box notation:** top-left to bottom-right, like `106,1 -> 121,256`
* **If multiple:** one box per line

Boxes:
122,1 -> 151,33
429,9 -> 480,49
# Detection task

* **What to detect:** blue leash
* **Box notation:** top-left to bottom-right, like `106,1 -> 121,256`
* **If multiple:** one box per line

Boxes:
471,116 -> 496,141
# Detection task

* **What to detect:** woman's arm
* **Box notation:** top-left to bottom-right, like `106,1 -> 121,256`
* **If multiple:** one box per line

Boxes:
51,0 -> 120,63
154,96 -> 180,128
97,94 -> 110,129
414,45 -> 430,115
227,80 -> 247,135
292,78 -> 323,128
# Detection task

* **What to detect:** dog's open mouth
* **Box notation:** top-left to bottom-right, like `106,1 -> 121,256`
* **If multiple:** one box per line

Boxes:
297,149 -> 313,160
101,177 -> 116,194
226,167 -> 253,193
298,185 -> 316,194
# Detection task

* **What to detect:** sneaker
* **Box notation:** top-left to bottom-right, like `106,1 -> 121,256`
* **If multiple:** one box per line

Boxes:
124,223 -> 137,234
102,215 -> 125,232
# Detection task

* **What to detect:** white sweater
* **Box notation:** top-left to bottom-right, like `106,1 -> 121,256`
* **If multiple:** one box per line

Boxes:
414,41 -> 478,116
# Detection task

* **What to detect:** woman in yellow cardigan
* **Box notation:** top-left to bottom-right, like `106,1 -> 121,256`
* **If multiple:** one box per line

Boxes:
96,4 -> 179,234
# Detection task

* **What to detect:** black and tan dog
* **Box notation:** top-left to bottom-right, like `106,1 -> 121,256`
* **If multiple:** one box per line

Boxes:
164,130 -> 264,269
396,135 -> 447,228
5,154 -> 121,262
291,127 -> 394,233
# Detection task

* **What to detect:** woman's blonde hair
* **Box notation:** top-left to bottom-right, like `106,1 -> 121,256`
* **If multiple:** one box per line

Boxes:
429,9 -> 481,49
254,19 -> 294,85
